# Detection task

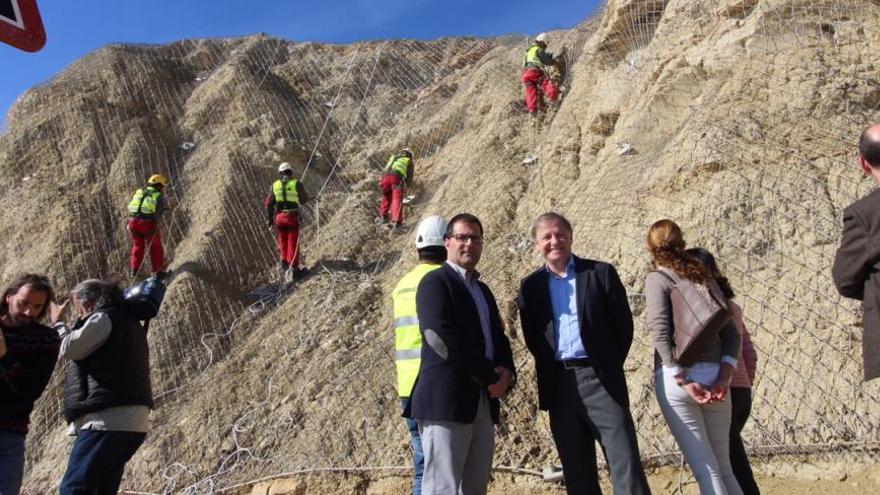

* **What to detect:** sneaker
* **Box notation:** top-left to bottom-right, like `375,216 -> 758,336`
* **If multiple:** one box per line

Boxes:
280,261 -> 290,272
374,216 -> 388,225
154,271 -> 168,281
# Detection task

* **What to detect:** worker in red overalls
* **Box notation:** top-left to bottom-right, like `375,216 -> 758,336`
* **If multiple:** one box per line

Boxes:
522,33 -> 559,113
127,174 -> 168,278
266,162 -> 308,276
377,148 -> 414,230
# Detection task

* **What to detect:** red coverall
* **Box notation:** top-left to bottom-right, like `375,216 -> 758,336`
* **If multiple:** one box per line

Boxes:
274,212 -> 300,267
522,67 -> 559,113
266,179 -> 306,268
128,217 -> 165,274
379,173 -> 405,224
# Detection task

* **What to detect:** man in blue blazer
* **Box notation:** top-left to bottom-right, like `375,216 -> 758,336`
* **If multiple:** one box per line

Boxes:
406,213 -> 515,495
517,212 -> 649,494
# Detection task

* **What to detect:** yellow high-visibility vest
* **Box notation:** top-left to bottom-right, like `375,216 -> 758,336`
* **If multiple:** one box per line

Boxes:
273,179 -> 300,210
523,44 -> 544,69
128,186 -> 161,216
392,263 -> 441,397
385,155 -> 411,178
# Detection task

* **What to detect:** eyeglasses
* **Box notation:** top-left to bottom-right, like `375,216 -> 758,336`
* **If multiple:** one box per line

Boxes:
448,234 -> 483,244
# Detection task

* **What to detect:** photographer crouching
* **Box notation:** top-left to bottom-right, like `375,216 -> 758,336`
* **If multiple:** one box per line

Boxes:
52,277 -> 162,495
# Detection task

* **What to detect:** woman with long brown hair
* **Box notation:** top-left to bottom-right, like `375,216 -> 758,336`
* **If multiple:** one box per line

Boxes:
645,219 -> 743,495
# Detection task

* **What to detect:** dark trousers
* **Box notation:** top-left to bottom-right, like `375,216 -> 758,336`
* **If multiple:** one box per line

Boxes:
549,364 -> 651,495
400,398 -> 424,495
59,430 -> 147,495
729,387 -> 760,495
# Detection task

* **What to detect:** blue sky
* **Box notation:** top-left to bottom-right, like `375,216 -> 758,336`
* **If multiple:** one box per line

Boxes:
1,0 -> 603,124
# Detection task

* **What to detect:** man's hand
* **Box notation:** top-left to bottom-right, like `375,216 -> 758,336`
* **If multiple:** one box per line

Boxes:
488,366 -> 512,398
0,328 -> 6,359
49,299 -> 71,325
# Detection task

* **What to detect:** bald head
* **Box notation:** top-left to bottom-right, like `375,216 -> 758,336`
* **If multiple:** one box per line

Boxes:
858,123 -> 880,169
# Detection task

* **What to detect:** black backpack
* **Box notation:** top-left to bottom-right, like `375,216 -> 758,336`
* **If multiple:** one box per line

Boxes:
123,276 -> 166,331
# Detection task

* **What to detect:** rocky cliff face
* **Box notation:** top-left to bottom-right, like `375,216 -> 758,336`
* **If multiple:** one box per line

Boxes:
3,0 -> 879,493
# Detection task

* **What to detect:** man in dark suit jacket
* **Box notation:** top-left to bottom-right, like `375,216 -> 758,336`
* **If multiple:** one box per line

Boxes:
406,213 -> 515,495
833,123 -> 880,381
517,212 -> 649,495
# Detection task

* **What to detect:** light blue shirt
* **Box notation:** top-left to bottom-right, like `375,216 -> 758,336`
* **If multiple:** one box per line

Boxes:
446,261 -> 495,361
547,256 -> 587,360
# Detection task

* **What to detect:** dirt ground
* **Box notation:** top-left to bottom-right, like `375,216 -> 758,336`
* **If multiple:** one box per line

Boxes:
6,1 -> 880,493
240,459 -> 880,494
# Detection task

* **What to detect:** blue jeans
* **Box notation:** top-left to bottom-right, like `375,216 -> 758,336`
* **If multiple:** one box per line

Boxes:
401,398 -> 424,495
0,432 -> 26,495
59,430 -> 146,495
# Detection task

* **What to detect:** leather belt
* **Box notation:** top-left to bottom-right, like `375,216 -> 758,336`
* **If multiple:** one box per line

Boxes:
558,358 -> 592,369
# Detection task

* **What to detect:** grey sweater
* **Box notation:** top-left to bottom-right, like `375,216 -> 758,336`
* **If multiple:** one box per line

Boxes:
645,270 -> 741,372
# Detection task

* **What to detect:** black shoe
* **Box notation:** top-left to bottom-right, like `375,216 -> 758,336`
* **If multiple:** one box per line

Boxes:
131,268 -> 139,277
280,262 -> 290,272
154,271 -> 168,281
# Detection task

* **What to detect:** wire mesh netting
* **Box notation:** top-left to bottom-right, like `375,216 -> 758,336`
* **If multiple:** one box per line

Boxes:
2,0 -> 879,493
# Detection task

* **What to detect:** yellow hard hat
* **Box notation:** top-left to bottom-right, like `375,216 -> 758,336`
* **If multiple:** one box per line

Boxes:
148,174 -> 169,187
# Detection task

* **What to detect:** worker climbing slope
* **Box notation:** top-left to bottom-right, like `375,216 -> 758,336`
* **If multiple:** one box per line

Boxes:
522,33 -> 560,114
127,174 -> 168,278
266,162 -> 308,277
377,148 -> 414,230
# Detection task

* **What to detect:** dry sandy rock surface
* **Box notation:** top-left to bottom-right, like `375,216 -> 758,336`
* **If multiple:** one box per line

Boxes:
2,0 -> 880,493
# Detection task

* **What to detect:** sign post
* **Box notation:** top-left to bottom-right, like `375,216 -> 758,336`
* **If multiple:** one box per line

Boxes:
0,0 -> 46,52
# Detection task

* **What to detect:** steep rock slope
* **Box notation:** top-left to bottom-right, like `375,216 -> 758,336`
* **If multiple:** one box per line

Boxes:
2,0 -> 879,493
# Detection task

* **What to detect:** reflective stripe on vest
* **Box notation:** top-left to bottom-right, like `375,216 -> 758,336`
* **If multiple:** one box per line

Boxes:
273,179 -> 300,210
392,263 -> 441,397
128,187 -> 161,215
523,44 -> 543,69
385,155 -> 410,179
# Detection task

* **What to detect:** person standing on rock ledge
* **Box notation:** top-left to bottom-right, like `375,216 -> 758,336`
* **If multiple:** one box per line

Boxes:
266,162 -> 308,278
127,174 -> 168,278
391,215 -> 448,495
405,213 -> 516,495
517,212 -> 651,495
833,123 -> 880,382
522,33 -> 560,114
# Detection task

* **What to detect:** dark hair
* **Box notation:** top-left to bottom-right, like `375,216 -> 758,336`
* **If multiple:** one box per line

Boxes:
859,126 -> 880,168
418,246 -> 446,264
531,212 -> 572,239
445,213 -> 483,238
1,273 -> 54,320
686,247 -> 735,299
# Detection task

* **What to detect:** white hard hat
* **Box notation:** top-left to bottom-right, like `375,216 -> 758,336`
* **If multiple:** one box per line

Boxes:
278,162 -> 293,173
401,148 -> 413,158
536,33 -> 548,43
415,215 -> 448,249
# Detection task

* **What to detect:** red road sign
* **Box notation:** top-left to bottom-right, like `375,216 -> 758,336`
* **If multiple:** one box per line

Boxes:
0,0 -> 45,52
